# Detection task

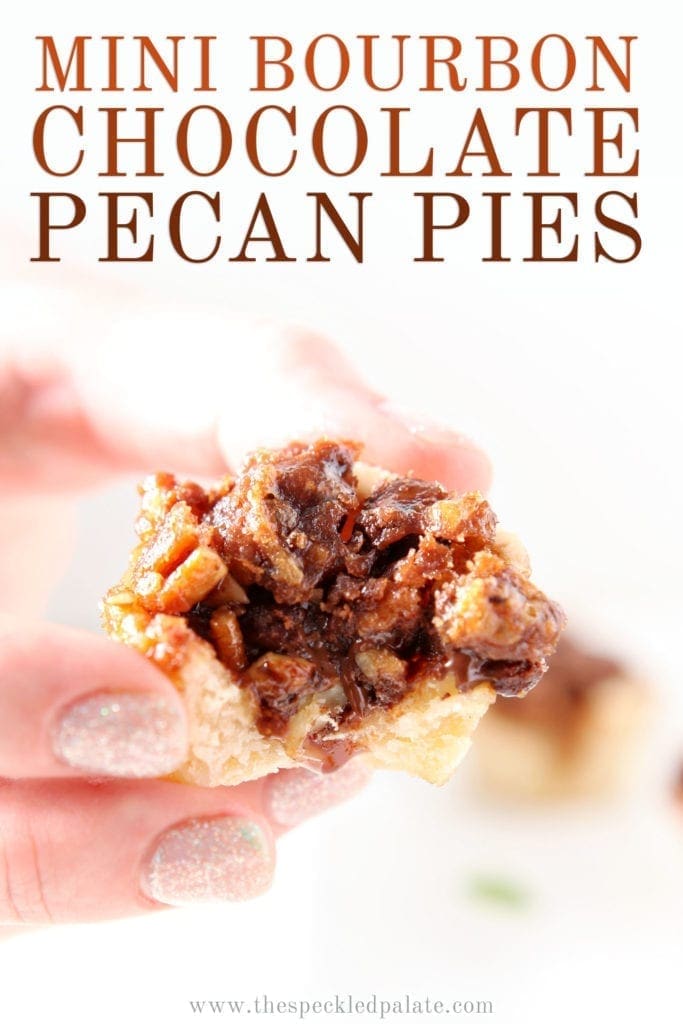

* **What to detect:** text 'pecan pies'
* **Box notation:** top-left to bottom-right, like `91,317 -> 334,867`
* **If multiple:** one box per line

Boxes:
102,439 -> 565,786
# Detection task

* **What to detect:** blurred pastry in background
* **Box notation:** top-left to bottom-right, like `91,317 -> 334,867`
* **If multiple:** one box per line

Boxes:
473,634 -> 649,800
673,764 -> 683,813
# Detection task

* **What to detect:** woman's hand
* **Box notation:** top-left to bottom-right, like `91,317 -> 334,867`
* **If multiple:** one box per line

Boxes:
0,308 -> 489,923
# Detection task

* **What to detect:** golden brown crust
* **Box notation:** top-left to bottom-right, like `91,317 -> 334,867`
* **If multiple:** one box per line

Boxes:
102,440 -> 564,786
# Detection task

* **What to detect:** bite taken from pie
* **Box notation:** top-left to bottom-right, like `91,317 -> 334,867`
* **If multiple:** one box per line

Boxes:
102,439 -> 565,786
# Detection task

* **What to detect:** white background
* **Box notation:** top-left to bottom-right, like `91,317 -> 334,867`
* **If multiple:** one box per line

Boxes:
1,2 -> 682,1022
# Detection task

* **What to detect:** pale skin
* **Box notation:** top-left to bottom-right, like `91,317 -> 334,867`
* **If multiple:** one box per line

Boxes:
0,309 -> 490,925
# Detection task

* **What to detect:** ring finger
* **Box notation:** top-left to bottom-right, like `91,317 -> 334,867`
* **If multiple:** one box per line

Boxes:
0,777 -> 274,923
0,616 -> 188,780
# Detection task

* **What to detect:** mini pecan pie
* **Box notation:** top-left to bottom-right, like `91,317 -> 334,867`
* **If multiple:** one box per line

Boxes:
474,634 -> 649,799
102,439 -> 564,786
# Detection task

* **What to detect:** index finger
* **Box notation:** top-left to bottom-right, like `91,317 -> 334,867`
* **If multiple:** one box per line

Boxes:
2,308 -> 490,495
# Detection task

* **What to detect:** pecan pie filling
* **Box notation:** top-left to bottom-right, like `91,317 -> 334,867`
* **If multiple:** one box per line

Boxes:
113,439 -> 564,741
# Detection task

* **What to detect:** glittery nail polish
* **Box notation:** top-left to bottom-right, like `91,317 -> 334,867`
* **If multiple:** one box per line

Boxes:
143,817 -> 274,905
52,692 -> 187,778
266,759 -> 372,827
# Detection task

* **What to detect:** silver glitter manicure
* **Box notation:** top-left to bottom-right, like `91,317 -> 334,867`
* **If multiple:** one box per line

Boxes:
266,758 -> 372,827
52,692 -> 187,778
143,817 -> 274,905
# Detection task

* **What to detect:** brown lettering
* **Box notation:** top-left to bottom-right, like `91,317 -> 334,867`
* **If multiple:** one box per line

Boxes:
515,108 -> 573,176
246,106 -> 297,176
30,192 -> 87,261
98,192 -> 154,261
177,106 -> 232,175
448,108 -> 510,177
524,192 -> 579,261
414,192 -> 470,261
586,108 -> 639,176
476,36 -> 520,91
169,191 -> 221,262
312,106 -> 368,176
36,36 -> 91,92
594,191 -> 641,262
33,106 -> 84,176
251,36 -> 294,91
419,36 -> 467,91
99,107 -> 162,177
531,35 -> 576,91
307,192 -> 370,262
230,193 -> 295,262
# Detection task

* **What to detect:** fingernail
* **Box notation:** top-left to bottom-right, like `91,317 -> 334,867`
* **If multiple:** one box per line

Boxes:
143,817 -> 274,905
52,692 -> 187,778
377,400 -> 482,450
266,759 -> 372,827
376,399 -> 492,493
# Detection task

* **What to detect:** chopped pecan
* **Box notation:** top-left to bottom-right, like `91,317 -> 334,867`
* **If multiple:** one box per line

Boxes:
146,546 -> 227,614
210,608 -> 247,673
